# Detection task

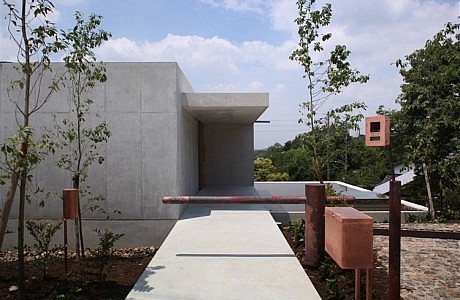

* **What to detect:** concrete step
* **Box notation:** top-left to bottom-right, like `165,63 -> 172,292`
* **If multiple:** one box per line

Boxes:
126,206 -> 321,300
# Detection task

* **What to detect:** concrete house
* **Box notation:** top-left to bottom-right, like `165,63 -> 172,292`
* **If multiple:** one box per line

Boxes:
0,62 -> 268,248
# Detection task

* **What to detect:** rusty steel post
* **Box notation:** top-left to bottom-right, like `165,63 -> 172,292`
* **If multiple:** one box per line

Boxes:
63,219 -> 68,275
305,184 -> 326,267
389,180 -> 401,300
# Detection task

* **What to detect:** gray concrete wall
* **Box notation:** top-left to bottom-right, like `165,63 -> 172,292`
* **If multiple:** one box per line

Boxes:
175,66 -> 199,215
0,62 -> 196,248
203,124 -> 254,186
0,61 -> 265,249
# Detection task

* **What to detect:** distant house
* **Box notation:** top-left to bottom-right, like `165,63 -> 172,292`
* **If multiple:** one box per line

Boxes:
372,163 -> 415,194
0,62 -> 268,248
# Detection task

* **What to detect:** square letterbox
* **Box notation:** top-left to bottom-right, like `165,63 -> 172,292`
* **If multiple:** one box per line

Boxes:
365,115 -> 390,147
325,207 -> 373,269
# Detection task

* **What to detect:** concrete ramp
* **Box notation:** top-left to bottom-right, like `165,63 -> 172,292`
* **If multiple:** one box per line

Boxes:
126,206 -> 320,299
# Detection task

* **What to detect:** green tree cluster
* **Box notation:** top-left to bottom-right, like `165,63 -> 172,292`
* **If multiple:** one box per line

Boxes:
391,20 -> 460,218
256,128 -> 388,190
254,158 -> 289,181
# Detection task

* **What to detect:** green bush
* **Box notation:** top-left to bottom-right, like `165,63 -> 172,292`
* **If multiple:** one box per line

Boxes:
90,228 -> 124,282
25,219 -> 62,279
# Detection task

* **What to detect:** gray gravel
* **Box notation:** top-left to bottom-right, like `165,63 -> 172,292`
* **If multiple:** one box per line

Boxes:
373,223 -> 460,299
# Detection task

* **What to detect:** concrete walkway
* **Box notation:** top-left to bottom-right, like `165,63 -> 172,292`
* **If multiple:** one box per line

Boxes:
126,205 -> 321,299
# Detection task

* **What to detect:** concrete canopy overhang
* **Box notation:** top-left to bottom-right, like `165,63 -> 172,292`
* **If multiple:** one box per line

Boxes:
182,93 -> 268,124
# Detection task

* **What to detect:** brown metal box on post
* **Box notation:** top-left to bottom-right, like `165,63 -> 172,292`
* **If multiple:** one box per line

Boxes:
63,189 -> 78,220
365,116 -> 390,147
325,207 -> 373,269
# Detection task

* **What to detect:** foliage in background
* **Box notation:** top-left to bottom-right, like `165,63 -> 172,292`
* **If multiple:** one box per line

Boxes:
256,131 -> 388,190
254,158 -> 289,181
393,20 -> 460,218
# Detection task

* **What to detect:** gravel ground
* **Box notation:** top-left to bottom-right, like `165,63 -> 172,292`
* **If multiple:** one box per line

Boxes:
373,223 -> 460,300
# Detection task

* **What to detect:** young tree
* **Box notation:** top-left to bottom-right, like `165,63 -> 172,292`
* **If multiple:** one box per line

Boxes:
54,11 -> 111,258
289,0 -> 369,182
395,21 -> 460,218
0,0 -> 66,297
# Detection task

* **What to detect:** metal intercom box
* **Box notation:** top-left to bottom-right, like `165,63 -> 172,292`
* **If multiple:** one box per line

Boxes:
365,115 -> 390,147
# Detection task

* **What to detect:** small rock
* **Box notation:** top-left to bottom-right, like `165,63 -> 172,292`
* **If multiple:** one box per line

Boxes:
9,285 -> 18,292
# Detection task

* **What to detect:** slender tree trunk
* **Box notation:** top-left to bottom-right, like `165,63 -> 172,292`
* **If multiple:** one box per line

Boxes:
0,173 -> 20,249
17,171 -> 27,300
422,159 -> 435,219
72,175 -> 84,259
312,156 -> 324,184
307,72 -> 323,184
75,86 -> 85,258
17,1 -> 32,297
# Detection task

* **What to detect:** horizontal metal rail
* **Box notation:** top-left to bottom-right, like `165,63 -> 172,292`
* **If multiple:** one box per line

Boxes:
373,228 -> 460,240
162,195 -> 354,204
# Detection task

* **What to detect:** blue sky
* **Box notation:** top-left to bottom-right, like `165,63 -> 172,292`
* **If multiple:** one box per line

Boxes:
1,0 -> 459,149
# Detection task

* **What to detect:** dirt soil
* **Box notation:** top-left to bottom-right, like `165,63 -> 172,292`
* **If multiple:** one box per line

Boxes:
281,225 -> 389,299
0,248 -> 155,300
0,228 -> 388,299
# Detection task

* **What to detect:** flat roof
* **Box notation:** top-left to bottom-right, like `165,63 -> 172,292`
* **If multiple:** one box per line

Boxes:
182,92 -> 268,124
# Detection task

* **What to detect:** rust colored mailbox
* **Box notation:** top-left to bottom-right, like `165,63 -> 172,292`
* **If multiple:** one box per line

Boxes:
63,189 -> 78,220
325,207 -> 373,300
365,115 -> 390,147
325,207 -> 373,269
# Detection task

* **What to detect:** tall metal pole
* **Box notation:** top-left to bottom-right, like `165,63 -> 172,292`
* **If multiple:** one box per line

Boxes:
64,219 -> 68,274
389,180 -> 401,299
326,111 -> 331,181
305,184 -> 326,267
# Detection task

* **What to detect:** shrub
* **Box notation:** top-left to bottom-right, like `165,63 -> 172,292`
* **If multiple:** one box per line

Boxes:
25,219 -> 62,279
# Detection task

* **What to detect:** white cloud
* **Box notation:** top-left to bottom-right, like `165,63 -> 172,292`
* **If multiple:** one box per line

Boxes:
208,82 -> 237,92
248,80 -> 264,90
95,34 -> 298,76
268,0 -> 298,35
0,32 -> 18,61
200,0 -> 266,13
52,0 -> 86,6
96,34 -> 243,75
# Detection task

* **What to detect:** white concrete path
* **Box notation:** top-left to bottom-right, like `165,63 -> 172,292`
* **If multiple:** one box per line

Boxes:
126,206 -> 321,300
